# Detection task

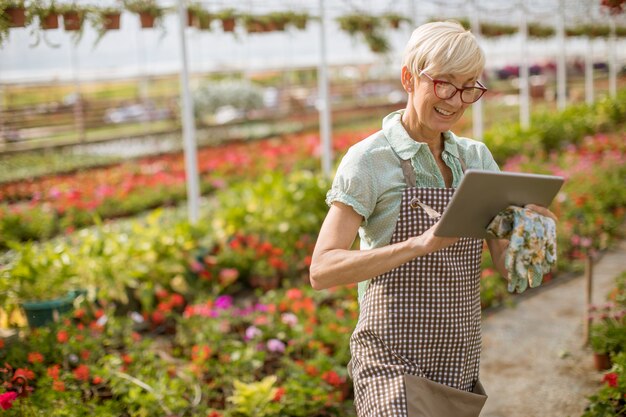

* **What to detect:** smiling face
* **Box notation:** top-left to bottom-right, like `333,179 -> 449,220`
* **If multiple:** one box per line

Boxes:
402,66 -> 477,141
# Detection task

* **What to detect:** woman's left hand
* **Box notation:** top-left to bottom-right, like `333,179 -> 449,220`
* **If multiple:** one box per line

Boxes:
525,204 -> 558,222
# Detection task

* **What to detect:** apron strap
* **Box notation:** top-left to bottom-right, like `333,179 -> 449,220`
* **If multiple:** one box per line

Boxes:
400,155 -> 467,188
400,159 -> 417,187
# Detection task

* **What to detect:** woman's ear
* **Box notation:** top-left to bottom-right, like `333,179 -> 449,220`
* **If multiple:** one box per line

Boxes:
401,66 -> 413,93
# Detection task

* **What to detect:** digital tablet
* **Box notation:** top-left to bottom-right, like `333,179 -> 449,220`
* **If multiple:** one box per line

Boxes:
433,169 -> 564,239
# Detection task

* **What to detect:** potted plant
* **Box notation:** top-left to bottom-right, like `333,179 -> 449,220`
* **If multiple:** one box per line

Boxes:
123,0 -> 166,29
285,11 -> 308,30
27,0 -> 60,30
1,241 -> 80,328
216,8 -> 237,32
1,0 -> 25,27
381,12 -> 411,29
589,304 -> 626,370
89,5 -> 122,46
188,2 -> 212,30
57,3 -> 87,32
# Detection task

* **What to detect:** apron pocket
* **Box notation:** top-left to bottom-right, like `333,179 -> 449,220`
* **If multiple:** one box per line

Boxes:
403,374 -> 487,417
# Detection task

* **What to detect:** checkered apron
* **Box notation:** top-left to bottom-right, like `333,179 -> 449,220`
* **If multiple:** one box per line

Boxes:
349,159 -> 484,417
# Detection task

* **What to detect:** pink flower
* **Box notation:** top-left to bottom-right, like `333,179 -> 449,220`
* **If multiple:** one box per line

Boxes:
0,391 -> 18,410
281,313 -> 298,327
214,295 -> 233,310
266,339 -> 286,353
244,326 -> 262,341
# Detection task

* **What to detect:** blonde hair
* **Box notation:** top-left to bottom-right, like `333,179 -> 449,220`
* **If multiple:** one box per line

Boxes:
402,21 -> 485,78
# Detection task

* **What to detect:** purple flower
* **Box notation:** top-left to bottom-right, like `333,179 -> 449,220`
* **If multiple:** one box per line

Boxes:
245,326 -> 262,341
266,338 -> 286,353
255,303 -> 269,312
214,295 -> 233,310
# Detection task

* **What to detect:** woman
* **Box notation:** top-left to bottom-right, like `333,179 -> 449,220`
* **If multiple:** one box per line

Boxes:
309,21 -> 556,417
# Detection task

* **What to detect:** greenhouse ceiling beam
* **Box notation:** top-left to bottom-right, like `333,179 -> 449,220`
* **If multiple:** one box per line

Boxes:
318,0 -> 333,177
177,0 -> 200,224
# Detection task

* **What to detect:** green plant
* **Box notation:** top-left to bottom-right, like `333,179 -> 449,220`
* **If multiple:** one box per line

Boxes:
187,2 -> 212,30
527,22 -> 555,38
123,0 -> 166,30
57,3 -> 88,43
88,5 -> 122,46
381,12 -> 411,29
1,241 -> 79,307
336,13 -> 391,54
0,0 -> 26,45
583,352 -> 626,416
228,375 -> 281,416
589,303 -> 626,356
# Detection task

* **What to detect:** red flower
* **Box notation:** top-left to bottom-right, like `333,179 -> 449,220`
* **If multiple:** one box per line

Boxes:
321,370 -> 343,387
0,340 -> 4,349
27,352 -> 44,364
0,391 -> 18,410
73,365 -> 90,382
603,372 -> 619,388
122,354 -> 133,365
80,350 -> 90,361
207,411 -> 222,417
52,380 -> 65,392
92,376 -> 103,385
47,365 -> 60,380
12,368 -> 35,383
273,386 -> 286,402
56,330 -> 69,343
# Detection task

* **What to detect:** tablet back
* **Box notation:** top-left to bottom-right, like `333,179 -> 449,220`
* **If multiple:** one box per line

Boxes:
433,170 -> 564,239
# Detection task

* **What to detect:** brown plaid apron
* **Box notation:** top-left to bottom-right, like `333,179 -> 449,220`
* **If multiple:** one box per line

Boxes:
349,159 -> 487,417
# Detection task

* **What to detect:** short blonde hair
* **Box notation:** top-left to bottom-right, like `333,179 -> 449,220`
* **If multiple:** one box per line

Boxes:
402,21 -> 485,78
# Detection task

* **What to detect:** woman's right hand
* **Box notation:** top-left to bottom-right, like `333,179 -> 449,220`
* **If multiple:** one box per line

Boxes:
411,222 -> 460,255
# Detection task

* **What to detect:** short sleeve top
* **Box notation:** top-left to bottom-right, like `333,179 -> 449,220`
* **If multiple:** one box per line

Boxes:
325,110 -> 500,302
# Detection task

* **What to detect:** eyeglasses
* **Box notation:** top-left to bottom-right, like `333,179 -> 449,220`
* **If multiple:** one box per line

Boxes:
419,71 -> 487,104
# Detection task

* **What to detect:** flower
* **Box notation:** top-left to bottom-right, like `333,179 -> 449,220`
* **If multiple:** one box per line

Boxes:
281,313 -> 298,327
322,370 -> 343,387
603,372 -> 618,388
214,295 -> 234,310
244,326 -> 262,341
56,330 -> 69,343
12,368 -> 35,383
52,380 -> 65,392
0,391 -> 18,410
47,365 -> 60,380
266,339 -> 286,353
27,352 -> 44,364
207,411 -> 223,417
273,386 -> 286,401
73,365 -> 90,382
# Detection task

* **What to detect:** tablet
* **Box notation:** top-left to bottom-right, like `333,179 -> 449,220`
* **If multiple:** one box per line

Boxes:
433,169 -> 564,239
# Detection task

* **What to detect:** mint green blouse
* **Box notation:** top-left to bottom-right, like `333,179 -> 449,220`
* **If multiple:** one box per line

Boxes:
325,110 -> 500,302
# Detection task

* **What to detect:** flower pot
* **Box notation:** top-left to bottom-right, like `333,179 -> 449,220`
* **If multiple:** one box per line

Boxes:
103,13 -> 121,30
221,17 -> 235,32
5,7 -> 26,28
593,352 -> 612,371
63,12 -> 83,31
139,12 -> 155,29
41,13 -> 59,30
21,294 -> 75,328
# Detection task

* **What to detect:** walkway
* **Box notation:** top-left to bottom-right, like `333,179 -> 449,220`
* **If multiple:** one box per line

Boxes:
480,239 -> 626,417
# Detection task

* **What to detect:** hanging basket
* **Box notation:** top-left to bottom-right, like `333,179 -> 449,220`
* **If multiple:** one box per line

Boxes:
139,12 -> 156,28
221,17 -> 236,32
63,11 -> 83,31
103,12 -> 121,30
5,6 -> 26,28
41,13 -> 59,30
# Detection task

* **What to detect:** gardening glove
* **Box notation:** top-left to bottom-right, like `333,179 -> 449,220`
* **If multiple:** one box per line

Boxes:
486,206 -> 557,294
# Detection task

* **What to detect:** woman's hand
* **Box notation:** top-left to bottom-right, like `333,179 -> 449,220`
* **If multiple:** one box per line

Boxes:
411,222 -> 460,255
525,204 -> 558,222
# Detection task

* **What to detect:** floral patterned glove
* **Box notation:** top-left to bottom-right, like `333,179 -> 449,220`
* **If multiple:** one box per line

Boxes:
486,206 -> 557,293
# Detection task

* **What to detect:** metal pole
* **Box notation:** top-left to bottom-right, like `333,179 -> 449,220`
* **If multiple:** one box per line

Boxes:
519,4 -> 530,129
583,254 -> 593,346
556,0 -> 567,110
608,17 -> 617,97
177,0 -> 200,224
318,0 -> 333,177
469,0 -> 483,141
70,44 -> 85,142
585,36 -> 594,105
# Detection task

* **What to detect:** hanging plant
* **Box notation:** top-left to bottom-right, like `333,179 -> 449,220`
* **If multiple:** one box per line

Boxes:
188,2 -> 212,30
566,24 -> 610,38
285,11 -> 308,30
58,3 -> 87,32
241,13 -> 265,33
616,26 -> 626,37
336,12 -> 390,54
527,22 -> 555,39
24,0 -> 59,30
364,31 -> 390,53
265,11 -> 289,31
0,0 -> 25,47
89,5 -> 122,46
381,12 -> 411,29
216,8 -> 237,33
123,0 -> 166,30
479,21 -> 518,38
